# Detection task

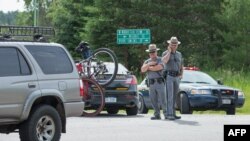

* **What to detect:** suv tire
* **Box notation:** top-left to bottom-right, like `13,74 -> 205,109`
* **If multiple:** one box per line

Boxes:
19,105 -> 62,141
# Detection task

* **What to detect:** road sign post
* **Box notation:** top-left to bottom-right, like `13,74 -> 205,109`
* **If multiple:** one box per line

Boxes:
117,29 -> 151,44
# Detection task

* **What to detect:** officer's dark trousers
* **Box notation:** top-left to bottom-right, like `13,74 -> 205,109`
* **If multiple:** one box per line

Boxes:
149,82 -> 167,117
166,75 -> 180,116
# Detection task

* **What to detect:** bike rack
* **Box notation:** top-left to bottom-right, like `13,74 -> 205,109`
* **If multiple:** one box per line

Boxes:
0,25 -> 55,42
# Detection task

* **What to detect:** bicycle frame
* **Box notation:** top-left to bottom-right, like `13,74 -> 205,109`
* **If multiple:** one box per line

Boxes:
76,41 -> 118,87
78,55 -> 107,80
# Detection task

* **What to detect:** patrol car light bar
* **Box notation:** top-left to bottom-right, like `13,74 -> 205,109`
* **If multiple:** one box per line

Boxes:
184,66 -> 200,71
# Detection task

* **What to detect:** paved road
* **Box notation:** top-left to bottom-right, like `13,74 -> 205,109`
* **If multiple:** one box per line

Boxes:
1,114 -> 250,141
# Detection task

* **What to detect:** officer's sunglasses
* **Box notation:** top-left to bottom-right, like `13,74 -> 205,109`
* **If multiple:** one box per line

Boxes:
170,44 -> 178,47
149,51 -> 156,54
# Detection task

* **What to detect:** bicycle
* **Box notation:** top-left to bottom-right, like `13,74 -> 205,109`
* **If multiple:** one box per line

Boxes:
75,41 -> 118,86
80,78 -> 105,117
75,41 -> 118,116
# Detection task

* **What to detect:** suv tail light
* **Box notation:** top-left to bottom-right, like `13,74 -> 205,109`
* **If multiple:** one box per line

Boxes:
79,79 -> 84,97
76,63 -> 83,73
125,75 -> 137,85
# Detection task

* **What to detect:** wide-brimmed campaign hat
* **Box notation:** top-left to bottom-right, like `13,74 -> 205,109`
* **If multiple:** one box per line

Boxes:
167,36 -> 181,45
145,44 -> 160,53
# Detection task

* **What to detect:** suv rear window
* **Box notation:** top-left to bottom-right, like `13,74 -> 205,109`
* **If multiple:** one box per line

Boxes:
0,47 -> 31,77
26,45 -> 73,74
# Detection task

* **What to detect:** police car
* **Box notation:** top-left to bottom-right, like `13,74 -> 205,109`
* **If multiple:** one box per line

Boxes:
76,62 -> 139,116
138,67 -> 245,115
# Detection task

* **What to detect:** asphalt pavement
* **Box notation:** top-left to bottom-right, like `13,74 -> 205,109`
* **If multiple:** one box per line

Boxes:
0,114 -> 250,141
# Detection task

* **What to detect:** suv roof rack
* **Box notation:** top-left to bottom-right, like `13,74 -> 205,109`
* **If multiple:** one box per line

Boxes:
0,25 -> 55,42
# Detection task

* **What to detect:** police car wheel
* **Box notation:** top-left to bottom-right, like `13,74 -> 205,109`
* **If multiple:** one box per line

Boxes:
226,107 -> 236,115
138,95 -> 148,114
126,106 -> 138,116
107,108 -> 119,114
180,93 -> 192,114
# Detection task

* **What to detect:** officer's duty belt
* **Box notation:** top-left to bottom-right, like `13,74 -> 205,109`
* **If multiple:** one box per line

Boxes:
149,78 -> 164,85
167,71 -> 179,77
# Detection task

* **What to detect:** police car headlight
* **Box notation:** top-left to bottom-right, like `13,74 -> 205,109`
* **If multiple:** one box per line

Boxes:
190,89 -> 211,95
238,91 -> 245,97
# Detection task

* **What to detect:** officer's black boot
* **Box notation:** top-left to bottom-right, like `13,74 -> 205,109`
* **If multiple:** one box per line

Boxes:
174,115 -> 181,119
151,115 -> 161,120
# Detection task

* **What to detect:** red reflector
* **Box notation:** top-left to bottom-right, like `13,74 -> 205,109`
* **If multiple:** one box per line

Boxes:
79,79 -> 84,97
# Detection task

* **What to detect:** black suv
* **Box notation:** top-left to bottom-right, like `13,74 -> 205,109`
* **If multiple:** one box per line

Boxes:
0,26 -> 85,141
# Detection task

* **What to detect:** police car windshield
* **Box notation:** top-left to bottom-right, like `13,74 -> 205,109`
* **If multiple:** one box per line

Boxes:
181,70 -> 218,85
195,81 -> 210,84
181,81 -> 193,83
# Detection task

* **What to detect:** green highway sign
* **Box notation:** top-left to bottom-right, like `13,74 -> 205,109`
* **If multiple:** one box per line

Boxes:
117,29 -> 151,44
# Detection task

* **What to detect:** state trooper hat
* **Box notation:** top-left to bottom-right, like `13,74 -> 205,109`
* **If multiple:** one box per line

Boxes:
145,44 -> 160,53
167,36 -> 181,45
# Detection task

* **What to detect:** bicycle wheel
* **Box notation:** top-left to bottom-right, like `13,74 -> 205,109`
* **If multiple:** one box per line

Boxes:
87,48 -> 118,86
81,78 -> 105,117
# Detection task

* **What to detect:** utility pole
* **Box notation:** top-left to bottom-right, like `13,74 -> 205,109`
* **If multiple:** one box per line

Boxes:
33,0 -> 53,26
33,0 -> 39,26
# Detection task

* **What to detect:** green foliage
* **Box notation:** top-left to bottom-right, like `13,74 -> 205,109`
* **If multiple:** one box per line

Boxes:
0,11 -> 18,25
80,0 -> 224,73
14,0 -> 54,26
222,45 -> 250,70
15,11 -> 33,26
218,0 -> 250,71
47,0 -> 91,56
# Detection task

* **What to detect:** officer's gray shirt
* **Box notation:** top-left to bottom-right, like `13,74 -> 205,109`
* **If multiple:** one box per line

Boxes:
162,51 -> 183,72
144,57 -> 163,79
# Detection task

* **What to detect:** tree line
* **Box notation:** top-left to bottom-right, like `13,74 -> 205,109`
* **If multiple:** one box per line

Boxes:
1,0 -> 250,74
0,11 -> 18,25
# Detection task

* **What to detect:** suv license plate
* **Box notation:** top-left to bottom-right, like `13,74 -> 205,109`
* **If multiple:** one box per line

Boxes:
105,97 -> 117,103
222,99 -> 231,104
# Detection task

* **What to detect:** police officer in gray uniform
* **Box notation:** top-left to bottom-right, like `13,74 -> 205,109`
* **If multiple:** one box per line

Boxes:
162,37 -> 183,120
141,44 -> 167,120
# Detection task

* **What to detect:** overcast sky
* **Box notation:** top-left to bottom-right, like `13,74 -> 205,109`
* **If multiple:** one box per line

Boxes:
0,0 -> 25,13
